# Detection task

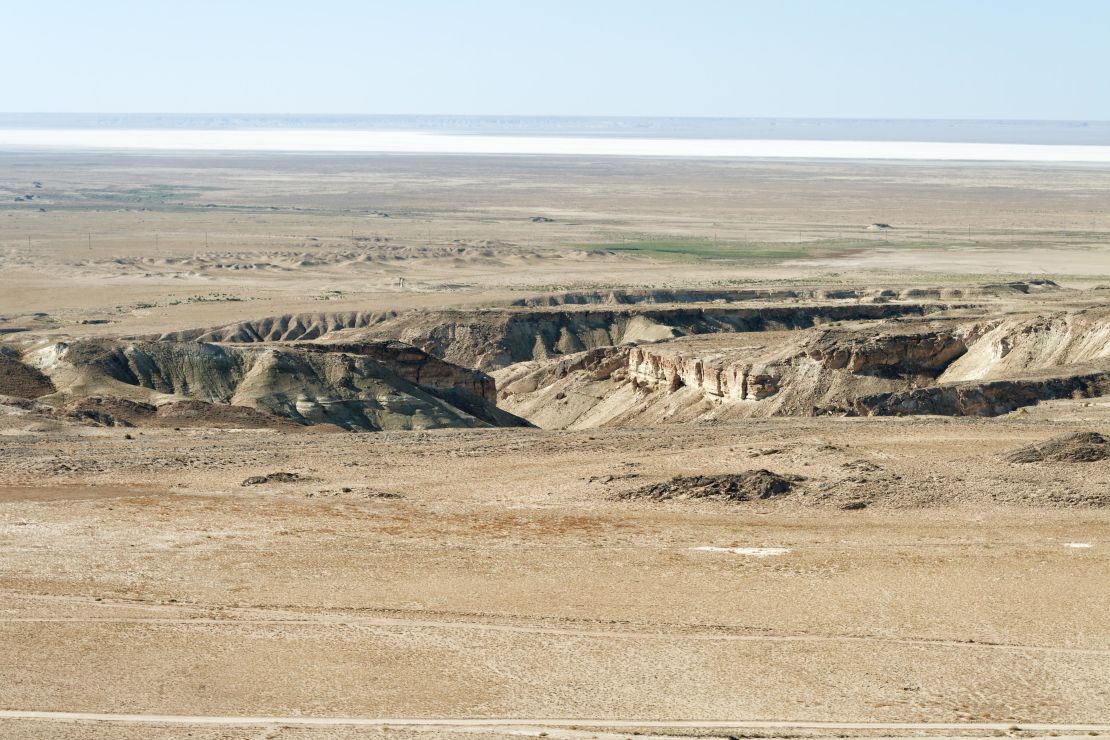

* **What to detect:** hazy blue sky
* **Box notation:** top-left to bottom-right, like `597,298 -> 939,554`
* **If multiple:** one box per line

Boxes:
3,0 -> 1108,119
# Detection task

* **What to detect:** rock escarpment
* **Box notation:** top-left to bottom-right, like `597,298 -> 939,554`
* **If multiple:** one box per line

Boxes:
152,303 -> 942,371
493,311 -> 1110,426
23,339 -> 528,432
509,280 -> 1057,307
854,371 -> 1110,417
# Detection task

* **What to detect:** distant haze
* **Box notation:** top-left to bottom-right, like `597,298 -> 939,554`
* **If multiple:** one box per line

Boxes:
3,121 -> 1110,161
2,115 -> 1110,147
1,0 -> 1108,120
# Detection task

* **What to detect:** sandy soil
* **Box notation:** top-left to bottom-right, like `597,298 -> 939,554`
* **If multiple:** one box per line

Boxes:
1,152 -> 1108,739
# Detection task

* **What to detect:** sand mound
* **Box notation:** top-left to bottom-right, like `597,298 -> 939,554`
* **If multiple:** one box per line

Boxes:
154,400 -> 299,429
620,469 -> 802,502
0,348 -> 55,399
1003,432 -> 1110,463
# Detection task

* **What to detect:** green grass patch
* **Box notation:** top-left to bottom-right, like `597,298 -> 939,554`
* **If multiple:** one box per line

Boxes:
576,237 -> 851,262
576,236 -> 983,263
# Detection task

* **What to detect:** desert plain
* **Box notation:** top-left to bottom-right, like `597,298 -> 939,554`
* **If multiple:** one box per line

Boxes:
0,151 -> 1108,739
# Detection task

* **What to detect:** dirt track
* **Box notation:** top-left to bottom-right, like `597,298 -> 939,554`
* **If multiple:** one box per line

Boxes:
4,709 -> 1110,733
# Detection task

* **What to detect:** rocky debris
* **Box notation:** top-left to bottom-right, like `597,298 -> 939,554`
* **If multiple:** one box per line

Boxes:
1003,432 -> 1110,463
842,459 -> 883,473
242,472 -> 300,486
154,400 -> 300,429
62,409 -> 134,428
587,472 -> 640,484
44,396 -> 297,430
620,469 -> 802,502
309,488 -> 402,499
63,397 -> 155,424
805,460 -> 906,506
1,395 -> 146,428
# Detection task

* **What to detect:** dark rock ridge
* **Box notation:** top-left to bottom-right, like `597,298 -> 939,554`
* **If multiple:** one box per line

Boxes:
59,396 -> 297,429
153,310 -> 400,343
510,281 -> 1056,307
851,371 -> 1110,417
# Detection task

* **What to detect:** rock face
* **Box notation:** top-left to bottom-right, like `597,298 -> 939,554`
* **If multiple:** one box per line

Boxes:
940,311 -> 1110,382
293,340 -> 498,403
29,339 -> 529,432
1003,432 -> 1110,463
805,330 -> 967,379
497,325 -> 973,424
493,312 -> 1110,426
620,470 -> 802,502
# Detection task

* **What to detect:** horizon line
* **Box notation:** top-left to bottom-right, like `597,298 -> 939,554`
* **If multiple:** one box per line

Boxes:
1,112 -> 1109,125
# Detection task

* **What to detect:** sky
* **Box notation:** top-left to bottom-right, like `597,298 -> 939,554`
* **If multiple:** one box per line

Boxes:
2,0 -> 1108,120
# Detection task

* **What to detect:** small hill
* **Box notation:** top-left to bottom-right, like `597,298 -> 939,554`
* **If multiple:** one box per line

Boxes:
1003,432 -> 1110,463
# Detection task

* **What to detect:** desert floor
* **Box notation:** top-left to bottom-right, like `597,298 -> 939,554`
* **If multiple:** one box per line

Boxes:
1,153 -> 1107,739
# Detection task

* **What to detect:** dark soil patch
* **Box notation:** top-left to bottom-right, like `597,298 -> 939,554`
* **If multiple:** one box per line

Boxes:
242,472 -> 301,486
0,350 -> 55,399
1003,432 -> 1110,463
619,469 -> 802,502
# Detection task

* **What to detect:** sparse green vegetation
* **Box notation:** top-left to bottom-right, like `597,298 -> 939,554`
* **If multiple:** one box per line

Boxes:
575,235 -> 949,263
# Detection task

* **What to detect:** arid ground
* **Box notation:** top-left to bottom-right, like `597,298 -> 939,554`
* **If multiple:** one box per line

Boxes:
1,152 -> 1108,739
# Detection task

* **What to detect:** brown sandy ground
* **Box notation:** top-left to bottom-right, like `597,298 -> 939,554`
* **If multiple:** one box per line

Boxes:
0,410 -> 1107,728
2,153 -> 1109,739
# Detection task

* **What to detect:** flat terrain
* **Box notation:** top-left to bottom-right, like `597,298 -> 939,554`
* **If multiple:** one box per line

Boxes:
4,153 -> 1110,336
1,152 -> 1108,739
